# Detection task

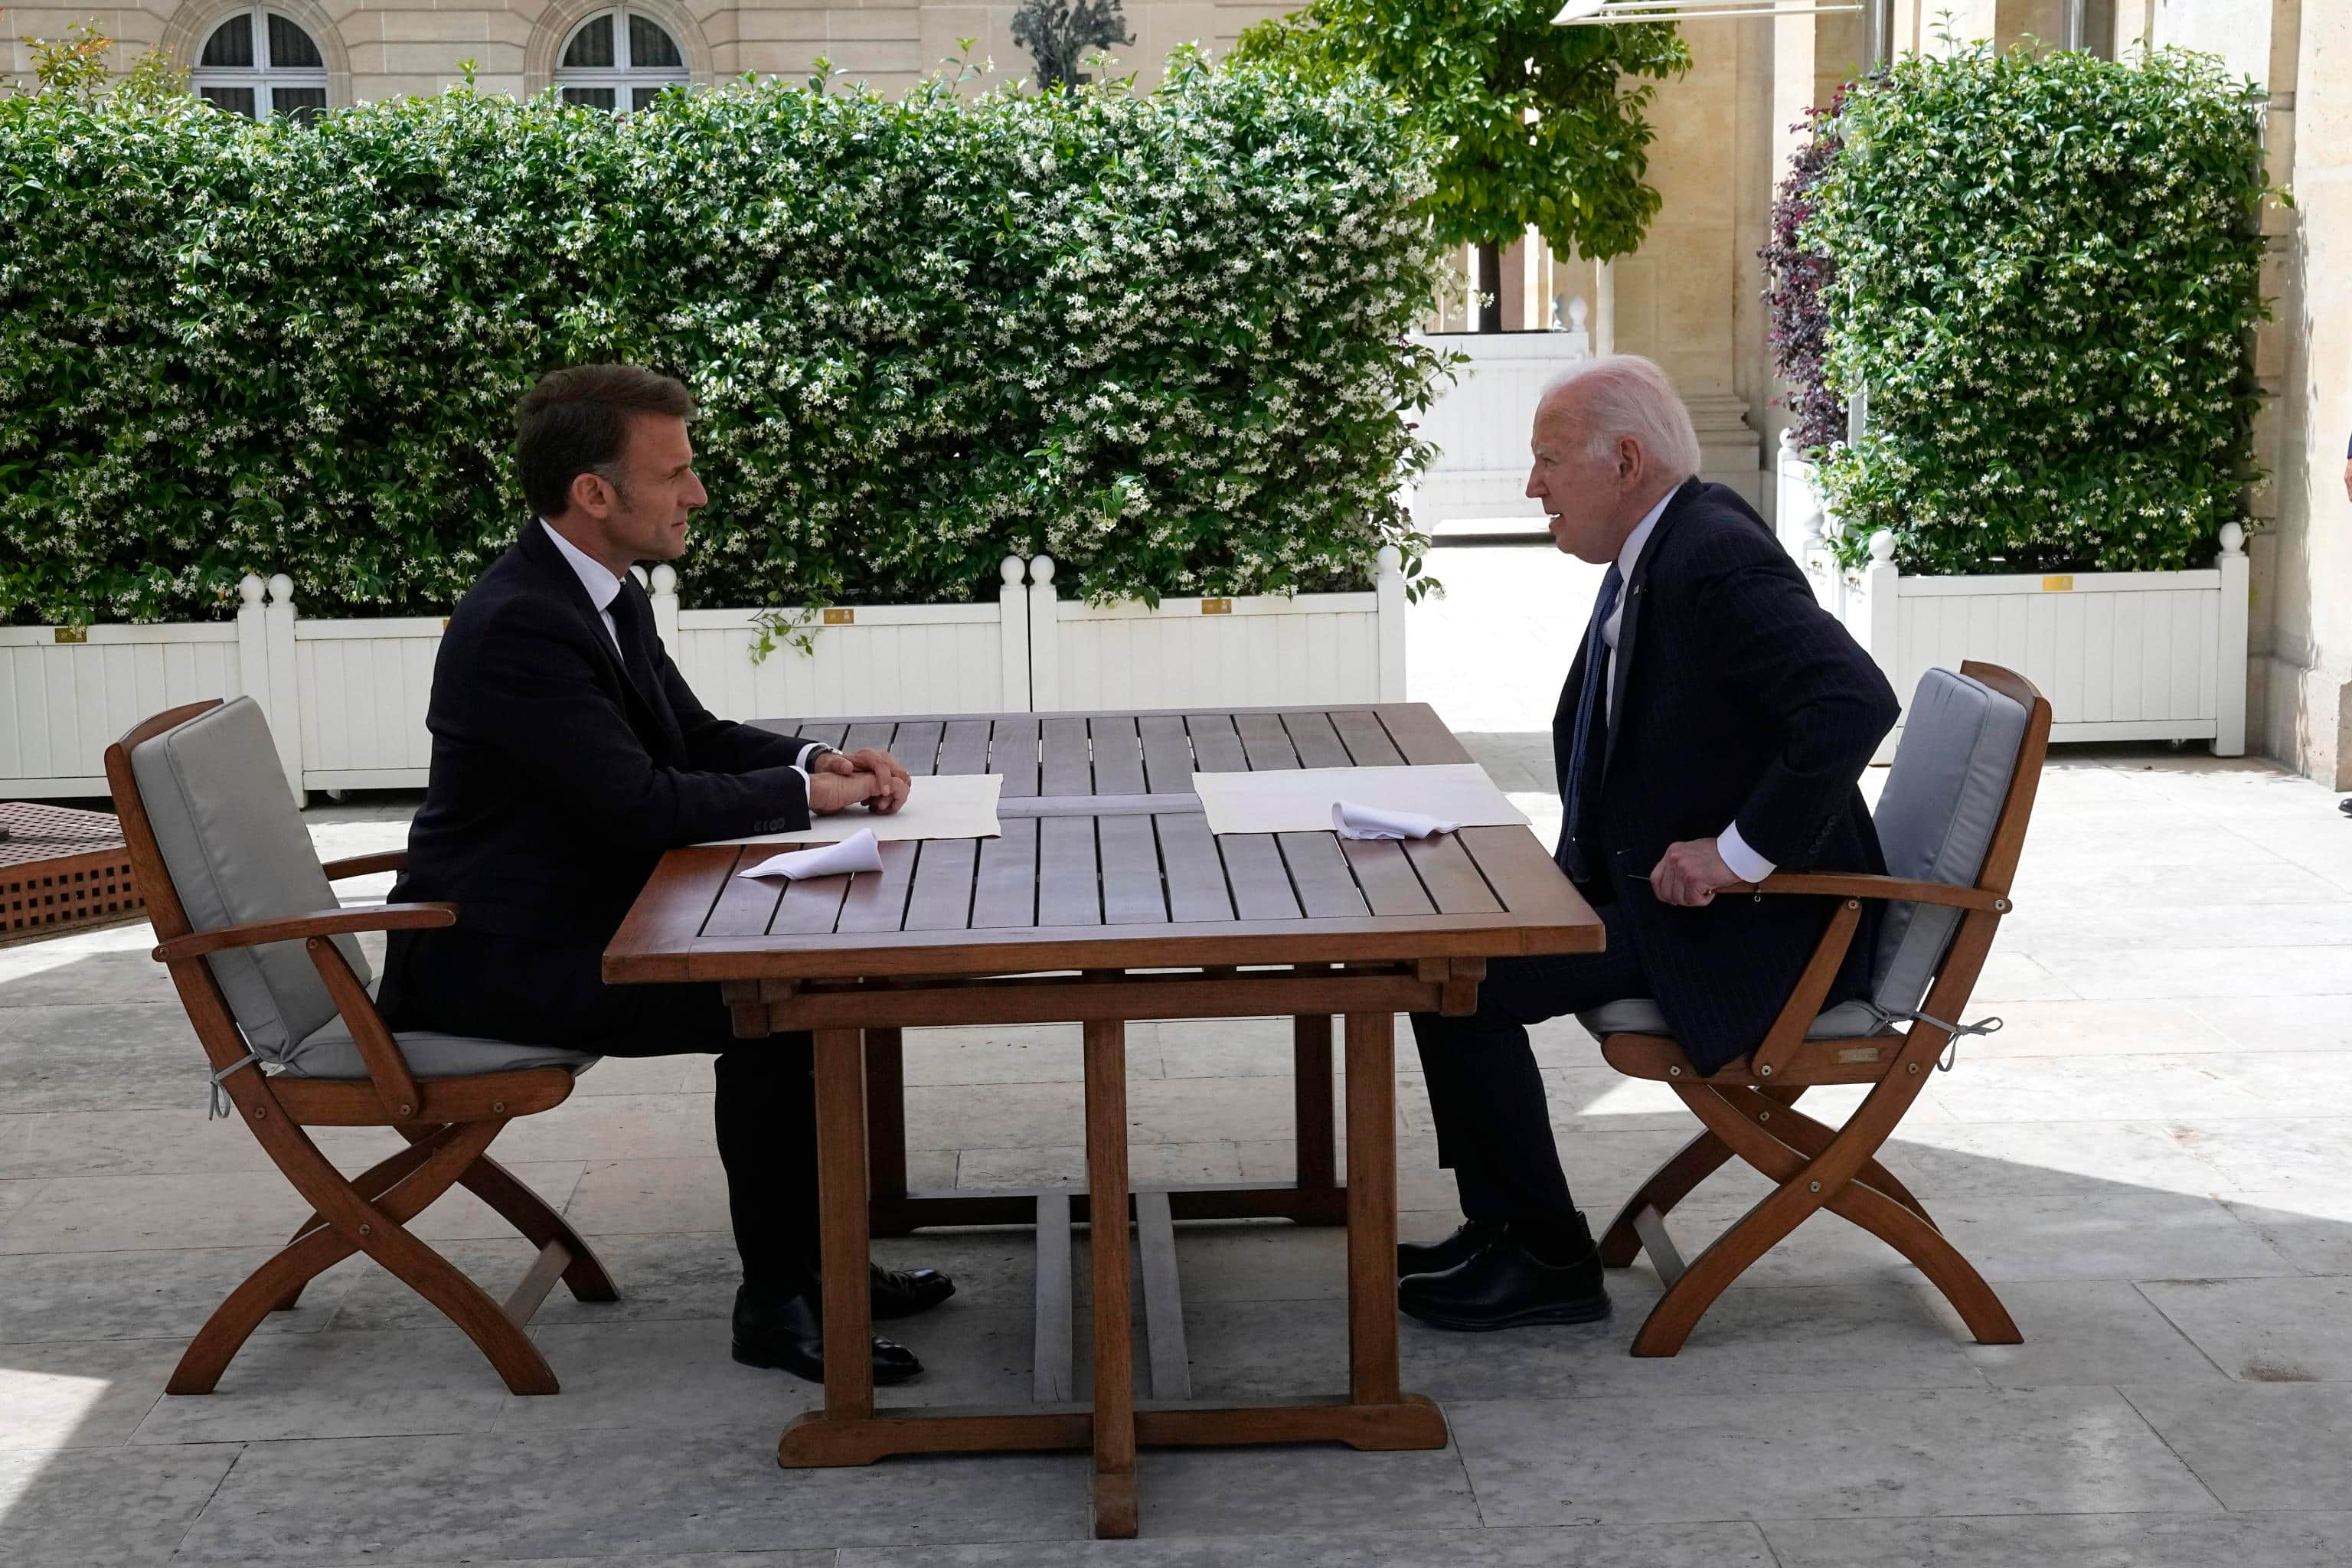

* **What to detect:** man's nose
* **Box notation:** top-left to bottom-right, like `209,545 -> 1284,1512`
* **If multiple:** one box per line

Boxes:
1525,469 -> 1542,500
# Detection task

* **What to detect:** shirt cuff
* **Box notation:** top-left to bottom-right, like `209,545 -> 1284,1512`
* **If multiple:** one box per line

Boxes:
791,765 -> 811,802
1717,822 -> 1776,885
795,742 -> 831,769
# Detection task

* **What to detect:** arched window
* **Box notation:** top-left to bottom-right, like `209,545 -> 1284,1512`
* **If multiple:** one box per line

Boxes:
554,8 -> 689,113
190,8 -> 328,121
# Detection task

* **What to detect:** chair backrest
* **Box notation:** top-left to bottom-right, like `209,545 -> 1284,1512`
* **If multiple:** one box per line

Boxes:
120,697 -> 367,1060
1867,666 -> 2032,1018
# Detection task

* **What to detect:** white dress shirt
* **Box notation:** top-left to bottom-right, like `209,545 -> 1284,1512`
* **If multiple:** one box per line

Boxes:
539,520 -> 829,783
1596,494 -> 1776,887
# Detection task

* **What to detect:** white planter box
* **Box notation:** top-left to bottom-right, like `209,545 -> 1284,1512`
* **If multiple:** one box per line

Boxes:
1797,524 -> 2250,757
2,552 -> 1408,801
1406,332 -> 1590,531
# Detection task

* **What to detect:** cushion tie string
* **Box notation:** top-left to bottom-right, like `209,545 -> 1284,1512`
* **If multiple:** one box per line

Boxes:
207,1050 -> 264,1120
1863,1004 -> 2004,1073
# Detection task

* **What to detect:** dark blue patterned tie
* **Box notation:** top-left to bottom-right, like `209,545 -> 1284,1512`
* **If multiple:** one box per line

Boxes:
1557,564 -> 1622,882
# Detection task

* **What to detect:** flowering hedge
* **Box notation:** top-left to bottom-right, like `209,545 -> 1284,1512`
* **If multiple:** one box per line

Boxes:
0,55 -> 1452,623
1807,44 -> 2277,574
1759,99 -> 1847,455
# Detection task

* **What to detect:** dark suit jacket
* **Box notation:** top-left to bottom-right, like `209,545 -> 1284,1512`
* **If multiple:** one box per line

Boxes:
1555,478 -> 1900,1072
391,523 -> 819,949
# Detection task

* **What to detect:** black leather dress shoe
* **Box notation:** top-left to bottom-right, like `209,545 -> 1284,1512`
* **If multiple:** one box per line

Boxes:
1397,1236 -> 1611,1331
871,1262 -> 956,1319
1398,1220 -> 1501,1280
730,1285 -> 923,1384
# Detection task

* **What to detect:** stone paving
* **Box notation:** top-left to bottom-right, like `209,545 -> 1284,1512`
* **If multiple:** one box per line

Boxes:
8,541 -> 2352,1563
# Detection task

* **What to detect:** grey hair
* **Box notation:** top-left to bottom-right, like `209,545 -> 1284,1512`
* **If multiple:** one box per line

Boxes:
1537,355 -> 1702,483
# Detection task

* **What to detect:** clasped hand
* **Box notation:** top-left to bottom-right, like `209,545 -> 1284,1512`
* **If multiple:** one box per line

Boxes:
807,747 -> 912,815
1648,837 -> 1738,907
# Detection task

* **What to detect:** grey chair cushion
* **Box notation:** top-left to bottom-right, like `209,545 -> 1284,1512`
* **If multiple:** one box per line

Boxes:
1868,669 -> 2028,1018
1578,998 -> 1892,1043
130,697 -> 367,1060
279,1017 -> 596,1080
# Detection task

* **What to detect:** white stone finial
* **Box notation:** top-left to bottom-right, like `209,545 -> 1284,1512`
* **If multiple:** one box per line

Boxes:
1376,544 -> 1402,575
2218,521 -> 2246,556
1779,427 -> 1796,453
649,564 -> 678,595
266,573 -> 295,606
1001,554 -> 1026,586
1868,530 -> 1896,564
238,573 -> 265,605
1029,554 -> 1057,585
1568,296 -> 1589,331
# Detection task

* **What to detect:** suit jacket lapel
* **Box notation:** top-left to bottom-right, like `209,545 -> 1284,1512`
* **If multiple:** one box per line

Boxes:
1600,478 -> 1702,778
517,525 -> 677,753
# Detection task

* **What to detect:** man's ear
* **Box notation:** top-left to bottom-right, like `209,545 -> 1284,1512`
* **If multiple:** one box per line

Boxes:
568,469 -> 611,518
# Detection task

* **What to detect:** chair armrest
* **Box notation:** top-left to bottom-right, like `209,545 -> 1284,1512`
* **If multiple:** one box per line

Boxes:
322,850 -> 408,880
1726,873 -> 2008,913
154,903 -> 456,963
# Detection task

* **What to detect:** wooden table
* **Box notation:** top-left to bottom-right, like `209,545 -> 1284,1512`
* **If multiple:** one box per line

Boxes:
605,703 -> 1602,1537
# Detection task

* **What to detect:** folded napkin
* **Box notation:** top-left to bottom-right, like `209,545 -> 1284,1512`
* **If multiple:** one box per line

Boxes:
1331,799 -> 1459,841
740,828 -> 884,880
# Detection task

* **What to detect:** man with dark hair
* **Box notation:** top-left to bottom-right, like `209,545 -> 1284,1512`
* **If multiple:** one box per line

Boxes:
382,364 -> 952,1386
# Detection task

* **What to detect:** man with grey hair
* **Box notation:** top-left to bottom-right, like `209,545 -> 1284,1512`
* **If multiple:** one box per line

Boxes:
1400,356 -> 1900,1332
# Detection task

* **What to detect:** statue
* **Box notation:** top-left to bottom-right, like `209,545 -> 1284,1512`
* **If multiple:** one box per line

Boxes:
1011,0 -> 1133,89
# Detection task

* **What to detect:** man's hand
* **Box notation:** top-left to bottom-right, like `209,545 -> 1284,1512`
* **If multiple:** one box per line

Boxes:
815,747 -> 911,815
1648,838 -> 1739,907
808,767 -> 880,815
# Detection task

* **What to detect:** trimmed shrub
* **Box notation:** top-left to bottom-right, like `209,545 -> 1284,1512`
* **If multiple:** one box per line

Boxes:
0,54 -> 1452,623
1806,44 -> 2278,574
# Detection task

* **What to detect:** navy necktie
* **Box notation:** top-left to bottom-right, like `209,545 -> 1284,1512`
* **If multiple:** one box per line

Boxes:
1557,564 -> 1622,882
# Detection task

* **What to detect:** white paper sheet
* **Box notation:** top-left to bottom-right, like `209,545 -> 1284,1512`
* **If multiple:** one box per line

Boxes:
1193,763 -> 1527,837
739,828 -> 885,880
697,771 -> 1004,846
1332,800 -> 1458,841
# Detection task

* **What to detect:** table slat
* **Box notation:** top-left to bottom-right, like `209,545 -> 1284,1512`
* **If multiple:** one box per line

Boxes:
836,840 -> 920,933
905,840 -> 979,932
1099,813 -> 1168,926
1401,835 -> 1504,915
1138,715 -> 1194,792
1341,838 -> 1436,917
1282,711 -> 1353,769
1330,709 -> 1405,767
991,718 -> 1040,798
1455,825 -> 1590,926
972,817 -> 1040,929
844,721 -> 897,756
1374,705 -> 1473,766
1219,835 -> 1302,920
1184,714 -> 1247,773
772,872 -> 854,936
1089,717 -> 1148,795
1235,711 -> 1300,770
1155,813 -> 1234,923
1041,717 -> 1093,796
1278,833 -> 1369,919
936,719 -> 992,776
701,846 -> 785,937
1038,815 -> 1103,926
893,721 -> 944,776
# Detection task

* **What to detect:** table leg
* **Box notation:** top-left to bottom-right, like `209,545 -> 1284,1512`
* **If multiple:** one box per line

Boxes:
815,1028 -> 874,1421
1342,1011 -> 1400,1405
864,1027 -> 909,1216
1083,1018 -> 1138,1539
1292,1014 -> 1337,1194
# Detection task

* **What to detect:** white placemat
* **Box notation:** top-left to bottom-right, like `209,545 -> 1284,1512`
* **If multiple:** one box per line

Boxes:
1191,763 -> 1527,837
698,771 -> 1004,845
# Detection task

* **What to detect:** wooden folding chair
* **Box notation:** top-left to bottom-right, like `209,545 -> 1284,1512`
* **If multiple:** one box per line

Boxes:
106,697 -> 618,1395
1585,661 -> 2051,1357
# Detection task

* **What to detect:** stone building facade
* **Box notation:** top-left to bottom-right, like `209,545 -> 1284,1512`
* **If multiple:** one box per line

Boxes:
9,0 -> 2352,784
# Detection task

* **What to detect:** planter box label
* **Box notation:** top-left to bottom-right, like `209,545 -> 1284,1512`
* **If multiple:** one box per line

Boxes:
823,608 -> 855,625
1200,599 -> 1233,616
2041,575 -> 2074,593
